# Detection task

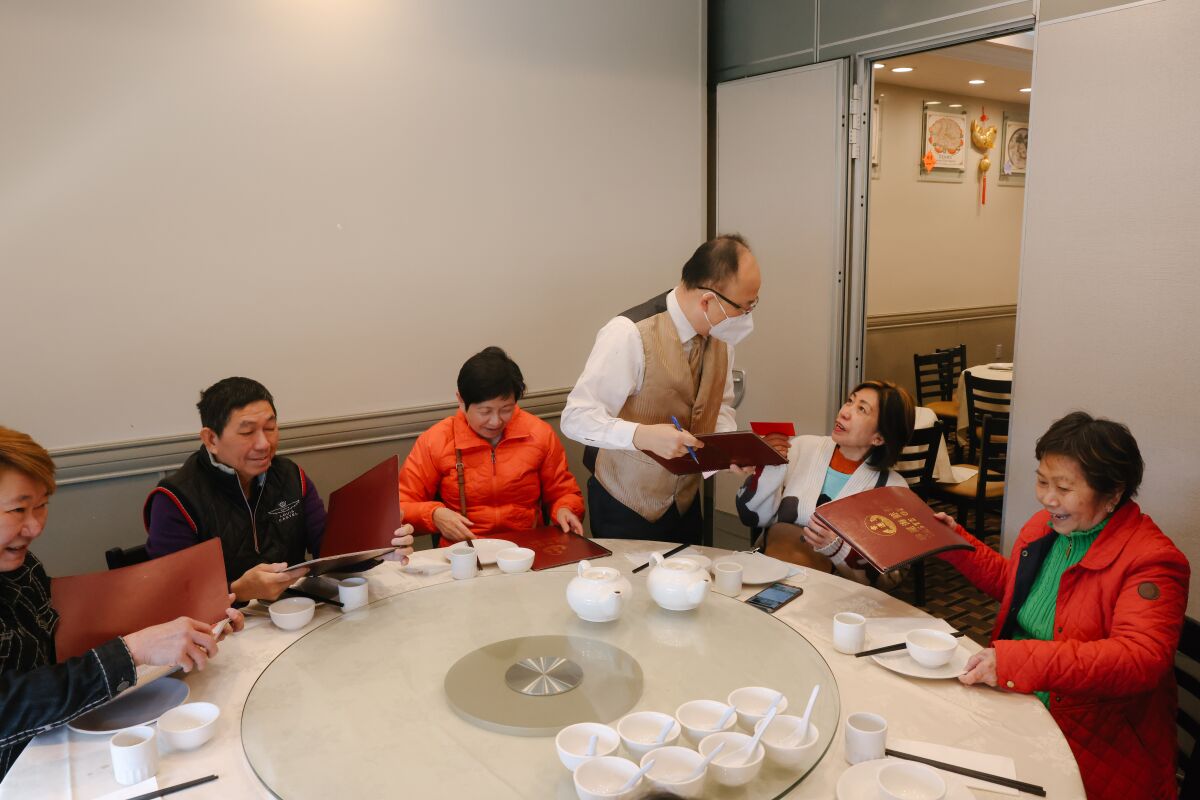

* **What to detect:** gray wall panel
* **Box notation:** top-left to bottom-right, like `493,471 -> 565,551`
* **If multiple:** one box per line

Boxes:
1039,0 -> 1139,21
817,0 -> 1034,60
712,0 -> 815,81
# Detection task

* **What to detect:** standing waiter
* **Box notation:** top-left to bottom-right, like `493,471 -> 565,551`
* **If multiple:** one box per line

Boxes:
561,235 -> 762,544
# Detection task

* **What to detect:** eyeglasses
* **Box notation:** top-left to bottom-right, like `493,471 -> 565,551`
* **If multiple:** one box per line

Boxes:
698,286 -> 759,314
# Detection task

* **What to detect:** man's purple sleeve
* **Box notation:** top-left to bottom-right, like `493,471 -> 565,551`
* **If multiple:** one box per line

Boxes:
303,476 -> 327,557
145,494 -> 199,558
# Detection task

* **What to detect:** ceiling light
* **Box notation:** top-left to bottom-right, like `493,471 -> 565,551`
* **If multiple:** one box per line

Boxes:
1020,87 -> 1032,93
924,101 -> 941,106
968,79 -> 986,85
891,67 -> 913,73
873,63 -> 885,70
948,103 -> 963,108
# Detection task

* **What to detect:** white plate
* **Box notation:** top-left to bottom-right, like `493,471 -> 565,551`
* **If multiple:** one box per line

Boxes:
68,677 -> 190,734
871,644 -> 972,680
711,552 -> 790,585
837,757 -> 973,799
440,539 -> 516,566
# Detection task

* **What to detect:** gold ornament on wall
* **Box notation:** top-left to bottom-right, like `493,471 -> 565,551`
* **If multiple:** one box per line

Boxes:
971,107 -> 998,205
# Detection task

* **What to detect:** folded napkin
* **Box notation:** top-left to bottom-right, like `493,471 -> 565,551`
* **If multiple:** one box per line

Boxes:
93,777 -> 159,800
949,465 -> 978,484
889,738 -> 1018,795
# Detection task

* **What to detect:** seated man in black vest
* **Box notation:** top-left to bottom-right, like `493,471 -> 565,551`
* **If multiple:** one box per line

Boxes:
143,377 -> 414,602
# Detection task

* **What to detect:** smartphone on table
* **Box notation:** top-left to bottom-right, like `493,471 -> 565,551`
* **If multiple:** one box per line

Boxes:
745,582 -> 803,613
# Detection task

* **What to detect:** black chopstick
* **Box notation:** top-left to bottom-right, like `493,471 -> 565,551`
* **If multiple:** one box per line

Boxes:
284,587 -> 343,608
123,774 -> 219,800
885,749 -> 1046,796
632,542 -> 689,573
855,630 -> 966,658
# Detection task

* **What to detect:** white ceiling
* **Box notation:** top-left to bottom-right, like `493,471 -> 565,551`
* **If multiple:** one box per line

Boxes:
872,37 -> 1033,105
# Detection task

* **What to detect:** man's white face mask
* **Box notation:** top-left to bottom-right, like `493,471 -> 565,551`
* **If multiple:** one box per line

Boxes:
703,292 -> 755,346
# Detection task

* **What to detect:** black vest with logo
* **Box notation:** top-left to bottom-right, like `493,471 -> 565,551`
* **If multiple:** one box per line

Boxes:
144,447 -> 309,583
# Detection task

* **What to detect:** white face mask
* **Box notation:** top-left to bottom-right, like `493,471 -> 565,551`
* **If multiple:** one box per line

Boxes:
703,293 -> 755,346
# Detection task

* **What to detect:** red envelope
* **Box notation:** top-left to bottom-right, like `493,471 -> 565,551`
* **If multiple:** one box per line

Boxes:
51,538 -> 230,661
750,421 -> 796,437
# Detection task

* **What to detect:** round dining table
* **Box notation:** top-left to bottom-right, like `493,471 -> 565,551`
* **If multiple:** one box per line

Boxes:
0,539 -> 1084,799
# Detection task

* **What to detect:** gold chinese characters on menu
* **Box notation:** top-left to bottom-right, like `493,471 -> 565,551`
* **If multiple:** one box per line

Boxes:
812,486 -> 972,573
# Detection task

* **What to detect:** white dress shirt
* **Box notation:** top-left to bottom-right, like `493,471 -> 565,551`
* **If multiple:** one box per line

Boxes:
560,288 -> 738,450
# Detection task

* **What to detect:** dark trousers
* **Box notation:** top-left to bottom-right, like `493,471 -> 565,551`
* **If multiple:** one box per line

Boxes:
587,477 -> 702,546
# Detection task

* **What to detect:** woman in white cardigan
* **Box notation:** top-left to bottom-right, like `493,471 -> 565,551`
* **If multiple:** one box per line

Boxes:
736,380 -> 915,586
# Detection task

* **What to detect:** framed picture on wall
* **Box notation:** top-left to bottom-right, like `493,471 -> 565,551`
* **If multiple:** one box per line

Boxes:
918,105 -> 966,183
1001,114 -> 1028,186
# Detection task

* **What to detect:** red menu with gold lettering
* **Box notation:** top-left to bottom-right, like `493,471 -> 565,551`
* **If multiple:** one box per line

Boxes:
811,486 -> 972,573
51,538 -> 230,661
495,527 -> 612,571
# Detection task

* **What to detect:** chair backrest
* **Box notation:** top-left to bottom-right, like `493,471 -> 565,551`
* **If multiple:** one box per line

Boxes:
964,371 -> 1013,428
976,414 -> 1009,502
104,544 -> 150,571
936,343 -> 967,385
913,351 -> 954,406
1177,616 -> 1200,796
895,422 -> 944,498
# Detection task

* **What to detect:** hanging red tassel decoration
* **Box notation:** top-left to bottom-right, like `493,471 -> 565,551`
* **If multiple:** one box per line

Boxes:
971,105 -> 997,206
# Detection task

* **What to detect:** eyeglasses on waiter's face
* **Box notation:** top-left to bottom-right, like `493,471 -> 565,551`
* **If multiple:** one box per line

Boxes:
698,286 -> 759,314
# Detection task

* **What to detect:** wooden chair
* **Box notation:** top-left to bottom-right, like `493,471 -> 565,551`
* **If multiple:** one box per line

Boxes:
104,544 -> 150,570
914,349 -> 959,458
963,371 -> 1012,464
932,414 -> 1008,537
936,343 -> 966,388
894,422 -> 944,606
1177,616 -> 1200,796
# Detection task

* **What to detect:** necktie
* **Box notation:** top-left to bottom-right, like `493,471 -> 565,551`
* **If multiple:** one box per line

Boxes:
688,334 -> 706,389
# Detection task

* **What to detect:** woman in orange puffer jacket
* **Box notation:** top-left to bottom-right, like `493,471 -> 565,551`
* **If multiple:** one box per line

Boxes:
399,347 -> 584,544
935,412 -> 1188,800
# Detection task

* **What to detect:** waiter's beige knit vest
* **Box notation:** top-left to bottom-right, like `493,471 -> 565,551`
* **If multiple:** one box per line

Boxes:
594,299 -> 728,521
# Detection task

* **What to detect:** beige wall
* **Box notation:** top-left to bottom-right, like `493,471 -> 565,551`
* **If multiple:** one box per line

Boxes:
866,82 -> 1028,317
1006,0 -> 1200,616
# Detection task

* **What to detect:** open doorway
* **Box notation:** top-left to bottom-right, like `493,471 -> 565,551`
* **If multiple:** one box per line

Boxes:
862,33 -> 1032,401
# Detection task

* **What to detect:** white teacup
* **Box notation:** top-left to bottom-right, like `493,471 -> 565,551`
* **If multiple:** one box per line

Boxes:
833,611 -> 866,654
449,545 -> 478,580
712,561 -> 743,596
338,577 -> 369,611
109,725 -> 159,786
844,712 -> 887,764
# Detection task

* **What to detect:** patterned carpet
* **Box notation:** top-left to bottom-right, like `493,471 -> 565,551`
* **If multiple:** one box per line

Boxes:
887,498 -> 1002,646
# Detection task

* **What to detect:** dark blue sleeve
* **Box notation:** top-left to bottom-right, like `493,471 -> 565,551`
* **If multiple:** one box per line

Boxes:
303,476 -> 327,557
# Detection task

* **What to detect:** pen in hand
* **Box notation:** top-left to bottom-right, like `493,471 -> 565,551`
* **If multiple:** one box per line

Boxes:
670,415 -> 701,465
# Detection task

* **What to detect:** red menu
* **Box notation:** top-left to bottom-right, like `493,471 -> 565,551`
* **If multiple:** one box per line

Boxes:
319,456 -> 402,557
644,431 -> 787,475
494,527 -> 612,571
811,485 -> 972,573
51,538 -> 230,661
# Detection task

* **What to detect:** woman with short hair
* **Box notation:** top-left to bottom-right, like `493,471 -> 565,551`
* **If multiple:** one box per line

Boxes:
939,411 -> 1187,800
0,427 -> 243,779
736,379 -> 916,586
399,347 -> 585,543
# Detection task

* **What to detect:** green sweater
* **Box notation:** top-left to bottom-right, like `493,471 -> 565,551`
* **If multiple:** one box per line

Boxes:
1013,517 -> 1109,706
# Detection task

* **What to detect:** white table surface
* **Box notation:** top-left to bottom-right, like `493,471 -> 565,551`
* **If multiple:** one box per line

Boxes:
955,365 -> 1014,439
1,540 -> 1084,799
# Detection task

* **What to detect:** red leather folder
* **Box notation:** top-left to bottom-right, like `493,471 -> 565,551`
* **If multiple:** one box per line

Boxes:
643,431 -> 787,475
495,527 -> 613,571
319,456 -> 402,557
51,538 -> 230,662
750,421 -> 796,437
811,485 -> 973,573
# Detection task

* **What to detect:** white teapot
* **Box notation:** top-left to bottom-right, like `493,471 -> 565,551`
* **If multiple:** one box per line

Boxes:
647,553 -> 711,611
566,560 -> 633,622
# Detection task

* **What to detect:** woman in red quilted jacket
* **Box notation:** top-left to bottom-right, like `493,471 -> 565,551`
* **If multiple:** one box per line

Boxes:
399,347 -> 585,544
935,411 -> 1188,800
